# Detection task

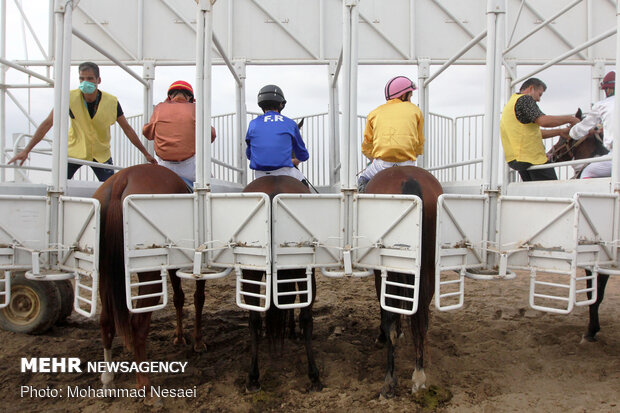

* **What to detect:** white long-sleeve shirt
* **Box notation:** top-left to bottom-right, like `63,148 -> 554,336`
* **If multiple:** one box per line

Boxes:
569,95 -> 615,150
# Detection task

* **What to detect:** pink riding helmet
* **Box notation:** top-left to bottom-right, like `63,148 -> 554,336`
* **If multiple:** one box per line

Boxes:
384,76 -> 417,100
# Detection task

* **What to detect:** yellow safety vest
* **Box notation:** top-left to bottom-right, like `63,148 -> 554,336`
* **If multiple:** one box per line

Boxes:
68,89 -> 118,162
500,93 -> 547,165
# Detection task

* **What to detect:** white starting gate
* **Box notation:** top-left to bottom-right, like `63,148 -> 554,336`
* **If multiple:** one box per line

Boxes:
0,195 -> 99,317
122,192 -> 271,313
436,192 -> 618,314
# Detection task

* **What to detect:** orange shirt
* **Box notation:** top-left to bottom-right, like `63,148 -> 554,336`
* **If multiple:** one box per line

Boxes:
143,100 -> 196,161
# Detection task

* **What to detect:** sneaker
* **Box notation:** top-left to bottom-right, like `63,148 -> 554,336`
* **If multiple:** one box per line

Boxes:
357,176 -> 369,193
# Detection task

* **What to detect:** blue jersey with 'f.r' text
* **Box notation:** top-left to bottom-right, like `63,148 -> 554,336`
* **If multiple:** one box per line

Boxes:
245,111 -> 309,171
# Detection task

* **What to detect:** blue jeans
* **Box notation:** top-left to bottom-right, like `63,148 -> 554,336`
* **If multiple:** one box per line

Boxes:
67,158 -> 114,182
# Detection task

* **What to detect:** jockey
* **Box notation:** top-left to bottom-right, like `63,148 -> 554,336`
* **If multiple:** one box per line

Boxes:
569,71 -> 615,178
357,76 -> 424,192
245,84 -> 310,185
143,80 -> 216,188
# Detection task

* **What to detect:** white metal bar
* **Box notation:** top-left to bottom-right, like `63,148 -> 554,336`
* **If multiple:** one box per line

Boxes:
0,57 -> 54,84
250,0 -> 318,60
358,10 -> 409,59
504,0 -> 583,56
522,0 -> 587,60
511,28 -> 616,87
75,4 -> 137,60
71,28 -> 147,87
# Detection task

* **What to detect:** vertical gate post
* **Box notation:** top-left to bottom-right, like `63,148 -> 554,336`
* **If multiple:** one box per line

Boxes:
142,61 -> 155,157
483,0 -> 505,266
328,60 -> 341,189
612,0 -> 620,193
234,61 -> 247,187
417,58 -> 430,169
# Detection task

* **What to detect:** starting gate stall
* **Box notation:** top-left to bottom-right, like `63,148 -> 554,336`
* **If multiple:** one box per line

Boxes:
272,193 -> 422,314
122,192 -> 271,312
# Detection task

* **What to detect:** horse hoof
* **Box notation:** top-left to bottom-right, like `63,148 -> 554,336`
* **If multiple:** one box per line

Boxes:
143,395 -> 163,408
380,386 -> 396,399
173,336 -> 187,346
308,381 -> 323,392
245,382 -> 261,393
101,372 -> 115,389
374,333 -> 386,349
581,334 -> 597,343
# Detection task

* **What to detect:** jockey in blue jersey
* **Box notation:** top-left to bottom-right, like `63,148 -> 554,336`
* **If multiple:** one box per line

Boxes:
245,84 -> 309,186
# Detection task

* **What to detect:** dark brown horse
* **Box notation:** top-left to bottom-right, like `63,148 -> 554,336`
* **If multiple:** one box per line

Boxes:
242,175 -> 322,392
365,166 -> 443,397
546,108 -> 608,178
92,164 -> 204,390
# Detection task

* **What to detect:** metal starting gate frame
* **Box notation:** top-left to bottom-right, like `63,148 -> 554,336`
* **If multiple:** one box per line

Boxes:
122,192 -> 271,313
0,195 -> 100,317
436,192 -> 618,314
272,193 -> 423,315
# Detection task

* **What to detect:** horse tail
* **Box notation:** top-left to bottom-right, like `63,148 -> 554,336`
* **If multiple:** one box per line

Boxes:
401,178 -> 423,200
99,175 -> 133,348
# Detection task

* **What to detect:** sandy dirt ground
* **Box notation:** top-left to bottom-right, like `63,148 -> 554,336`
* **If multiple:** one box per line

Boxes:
0,270 -> 618,413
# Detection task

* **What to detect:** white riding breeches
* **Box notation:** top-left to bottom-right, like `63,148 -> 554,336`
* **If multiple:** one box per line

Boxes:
254,167 -> 306,182
359,158 -> 416,181
158,155 -> 196,182
581,160 -> 611,179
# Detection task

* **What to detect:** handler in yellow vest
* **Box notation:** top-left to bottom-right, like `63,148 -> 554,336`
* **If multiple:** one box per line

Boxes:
500,77 -> 579,181
9,62 -> 156,181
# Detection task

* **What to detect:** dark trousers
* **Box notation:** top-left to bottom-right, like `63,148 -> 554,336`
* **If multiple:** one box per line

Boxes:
508,160 -> 557,182
67,158 -> 114,182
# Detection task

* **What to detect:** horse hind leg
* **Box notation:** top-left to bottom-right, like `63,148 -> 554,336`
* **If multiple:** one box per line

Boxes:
192,279 -> 207,352
169,270 -> 186,346
380,310 -> 399,398
99,299 -> 116,388
410,310 -> 430,393
246,310 -> 262,392
583,271 -> 610,342
299,304 -> 322,391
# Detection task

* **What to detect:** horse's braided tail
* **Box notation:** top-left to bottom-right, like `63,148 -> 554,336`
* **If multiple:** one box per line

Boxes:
100,175 -> 133,349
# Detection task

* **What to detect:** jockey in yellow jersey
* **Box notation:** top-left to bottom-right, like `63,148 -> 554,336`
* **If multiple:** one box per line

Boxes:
9,62 -> 156,181
357,76 -> 424,192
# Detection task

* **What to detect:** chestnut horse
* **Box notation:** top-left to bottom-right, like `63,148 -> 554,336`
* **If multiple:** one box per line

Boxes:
93,164 -> 204,390
546,108 -> 608,178
365,166 -> 442,397
242,175 -> 322,392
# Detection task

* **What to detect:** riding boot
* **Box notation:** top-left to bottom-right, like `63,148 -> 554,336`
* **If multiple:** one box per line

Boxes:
357,176 -> 370,193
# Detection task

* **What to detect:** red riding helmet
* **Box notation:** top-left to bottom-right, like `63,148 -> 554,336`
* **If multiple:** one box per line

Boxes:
600,71 -> 615,90
384,76 -> 416,100
168,80 -> 194,102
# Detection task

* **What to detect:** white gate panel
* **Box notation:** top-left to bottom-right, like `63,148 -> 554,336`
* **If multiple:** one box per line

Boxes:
123,194 -> 195,313
354,195 -> 422,272
435,194 -> 488,311
272,194 -> 342,309
574,193 -> 617,267
59,196 -> 100,318
496,194 -> 618,314
354,194 -> 422,315
0,196 -> 48,271
123,194 -> 196,274
208,193 -> 272,271
498,197 -> 576,272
